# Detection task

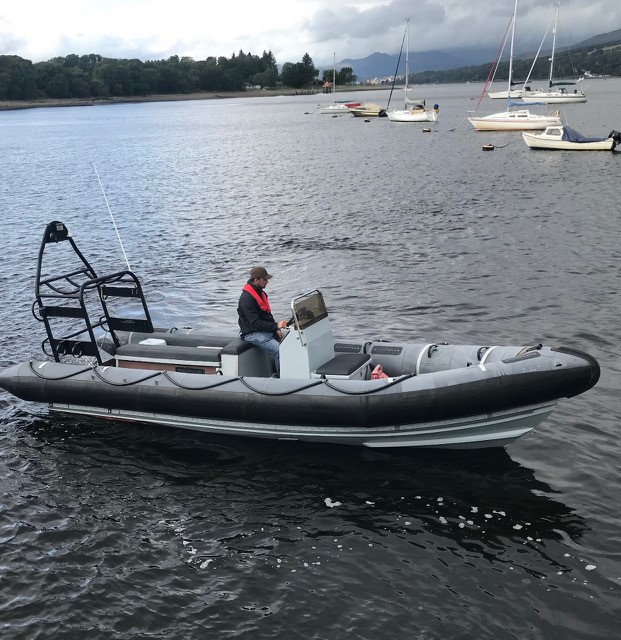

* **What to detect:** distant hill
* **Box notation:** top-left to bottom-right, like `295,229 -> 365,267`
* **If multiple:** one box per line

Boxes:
572,28 -> 621,48
338,28 -> 621,81
338,47 -> 498,80
514,27 -> 621,61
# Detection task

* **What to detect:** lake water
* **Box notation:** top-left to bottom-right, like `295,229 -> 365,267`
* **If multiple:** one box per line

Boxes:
0,80 -> 620,639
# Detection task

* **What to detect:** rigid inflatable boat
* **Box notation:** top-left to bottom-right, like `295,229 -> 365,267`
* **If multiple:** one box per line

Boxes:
0,221 -> 600,449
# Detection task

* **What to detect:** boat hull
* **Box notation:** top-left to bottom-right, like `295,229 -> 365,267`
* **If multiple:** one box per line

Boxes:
469,111 -> 561,131
318,102 -> 360,115
487,90 -> 524,99
49,401 -> 557,449
351,110 -> 384,118
522,131 -> 614,150
387,109 -> 438,122
521,93 -> 587,104
0,343 -> 600,449
351,104 -> 386,117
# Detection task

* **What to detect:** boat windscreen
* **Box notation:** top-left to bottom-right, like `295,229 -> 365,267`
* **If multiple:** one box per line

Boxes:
293,291 -> 328,330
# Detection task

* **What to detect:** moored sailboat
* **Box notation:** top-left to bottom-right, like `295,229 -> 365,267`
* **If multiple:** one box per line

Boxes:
318,54 -> 361,114
520,4 -> 586,104
468,0 -> 561,131
487,14 -> 529,99
386,19 -> 439,123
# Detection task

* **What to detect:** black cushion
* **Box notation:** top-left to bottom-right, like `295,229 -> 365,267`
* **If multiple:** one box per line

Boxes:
116,343 -> 221,363
315,353 -> 371,376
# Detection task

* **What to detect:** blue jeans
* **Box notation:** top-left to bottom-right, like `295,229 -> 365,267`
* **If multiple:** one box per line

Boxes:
243,332 -> 281,373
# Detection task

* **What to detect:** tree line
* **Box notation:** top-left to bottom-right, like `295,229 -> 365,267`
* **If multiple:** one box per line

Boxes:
2,39 -> 617,101
0,50 -> 357,101
408,42 -> 621,85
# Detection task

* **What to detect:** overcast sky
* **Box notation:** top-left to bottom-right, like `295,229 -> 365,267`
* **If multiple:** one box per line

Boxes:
1,1 -> 619,67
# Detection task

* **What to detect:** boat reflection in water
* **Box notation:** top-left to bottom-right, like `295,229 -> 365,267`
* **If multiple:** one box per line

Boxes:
23,411 -> 589,553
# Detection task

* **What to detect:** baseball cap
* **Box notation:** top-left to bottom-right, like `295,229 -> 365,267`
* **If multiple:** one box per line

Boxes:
250,266 -> 273,280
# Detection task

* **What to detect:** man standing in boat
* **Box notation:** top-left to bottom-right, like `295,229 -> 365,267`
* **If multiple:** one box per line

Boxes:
238,266 -> 288,375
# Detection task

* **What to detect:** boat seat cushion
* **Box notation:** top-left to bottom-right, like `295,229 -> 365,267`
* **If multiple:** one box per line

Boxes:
115,343 -> 222,364
126,332 -> 236,349
315,353 -> 371,376
221,338 -> 255,355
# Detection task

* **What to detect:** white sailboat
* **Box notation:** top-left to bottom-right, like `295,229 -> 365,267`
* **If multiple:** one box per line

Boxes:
387,19 -> 438,123
468,0 -> 561,131
318,54 -> 361,114
520,4 -> 586,104
487,14 -> 529,99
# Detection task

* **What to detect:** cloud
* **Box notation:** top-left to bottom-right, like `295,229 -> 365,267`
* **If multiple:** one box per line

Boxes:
307,1 -> 447,55
0,31 -> 26,56
0,0 -> 619,67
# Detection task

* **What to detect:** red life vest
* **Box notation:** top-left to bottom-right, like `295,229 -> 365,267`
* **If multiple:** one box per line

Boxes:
242,283 -> 271,313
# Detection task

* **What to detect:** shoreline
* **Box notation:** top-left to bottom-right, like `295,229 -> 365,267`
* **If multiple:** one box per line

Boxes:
0,86 -> 386,111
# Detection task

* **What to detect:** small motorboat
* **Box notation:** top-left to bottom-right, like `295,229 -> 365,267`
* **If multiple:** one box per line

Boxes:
350,103 -> 387,118
522,125 -> 621,150
0,221 -> 600,449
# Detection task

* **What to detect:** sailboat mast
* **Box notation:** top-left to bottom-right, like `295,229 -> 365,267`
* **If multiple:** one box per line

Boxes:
549,4 -> 559,89
507,0 -> 518,96
332,53 -> 336,103
404,18 -> 410,108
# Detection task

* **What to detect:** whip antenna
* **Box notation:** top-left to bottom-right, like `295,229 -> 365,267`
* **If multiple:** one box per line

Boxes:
93,162 -> 132,272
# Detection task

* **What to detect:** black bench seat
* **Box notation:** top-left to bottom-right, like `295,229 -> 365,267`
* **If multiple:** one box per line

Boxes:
115,343 -> 222,364
315,353 -> 371,377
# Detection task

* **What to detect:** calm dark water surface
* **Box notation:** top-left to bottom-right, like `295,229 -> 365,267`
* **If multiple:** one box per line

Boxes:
1,81 -> 620,639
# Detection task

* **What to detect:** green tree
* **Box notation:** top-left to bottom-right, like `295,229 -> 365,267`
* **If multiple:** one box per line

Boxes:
252,69 -> 277,88
337,66 -> 356,85
197,59 -> 225,91
35,61 -> 67,97
68,67 -> 91,97
78,54 -> 103,73
281,54 -> 319,88
92,60 -> 133,96
142,66 -> 161,93
46,72 -> 70,98
0,55 -> 38,99
261,50 -> 278,72
63,54 -> 81,68
302,53 -> 319,84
